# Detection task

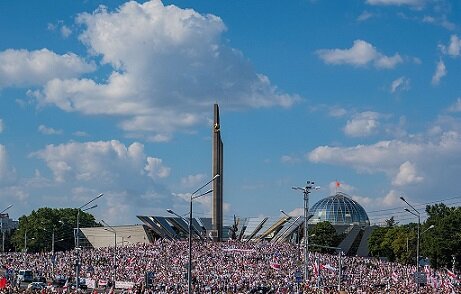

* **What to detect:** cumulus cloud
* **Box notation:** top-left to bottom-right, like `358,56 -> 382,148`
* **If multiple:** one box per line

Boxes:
308,129 -> 461,193
33,0 -> 299,141
60,25 -> 72,38
20,139 -> 187,223
316,40 -> 403,69
366,0 -> 425,7
144,157 -> 171,180
431,59 -> 446,85
38,125 -> 63,135
447,35 -> 461,57
329,180 -> 354,195
390,76 -> 410,93
344,111 -> 380,137
392,161 -> 423,186
0,49 -> 95,88
31,140 -> 169,185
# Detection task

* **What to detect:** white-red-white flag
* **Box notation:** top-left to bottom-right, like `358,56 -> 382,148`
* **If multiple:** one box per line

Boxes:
321,264 -> 337,272
313,260 -> 319,277
270,262 -> 281,270
391,271 -> 399,282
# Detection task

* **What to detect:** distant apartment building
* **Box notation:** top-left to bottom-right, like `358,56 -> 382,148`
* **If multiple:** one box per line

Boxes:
0,213 -> 18,232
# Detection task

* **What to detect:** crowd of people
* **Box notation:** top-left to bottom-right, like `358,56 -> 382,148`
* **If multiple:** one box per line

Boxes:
0,239 -> 459,293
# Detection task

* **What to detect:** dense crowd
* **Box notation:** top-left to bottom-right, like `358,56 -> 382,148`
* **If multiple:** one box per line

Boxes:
0,239 -> 459,293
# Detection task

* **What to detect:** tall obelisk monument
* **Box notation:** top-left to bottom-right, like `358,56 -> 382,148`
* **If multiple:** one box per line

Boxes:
212,104 -> 224,241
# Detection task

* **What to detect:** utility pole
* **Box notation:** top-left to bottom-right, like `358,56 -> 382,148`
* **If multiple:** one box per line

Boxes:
400,196 -> 421,294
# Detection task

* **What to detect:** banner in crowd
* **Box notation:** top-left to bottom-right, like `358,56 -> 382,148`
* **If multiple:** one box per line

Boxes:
115,281 -> 135,289
86,278 -> 96,289
98,279 -> 108,287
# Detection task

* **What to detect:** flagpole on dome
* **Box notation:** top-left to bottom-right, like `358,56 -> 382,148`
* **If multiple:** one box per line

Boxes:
335,180 -> 340,194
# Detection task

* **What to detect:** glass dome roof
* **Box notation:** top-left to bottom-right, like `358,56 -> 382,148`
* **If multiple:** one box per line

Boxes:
309,192 -> 370,226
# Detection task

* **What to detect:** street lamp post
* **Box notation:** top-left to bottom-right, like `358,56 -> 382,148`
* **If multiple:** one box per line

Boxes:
292,180 -> 318,284
75,193 -> 103,289
1,204 -> 13,252
167,174 -> 219,294
406,225 -> 434,253
24,231 -> 35,253
400,196 -> 421,293
101,220 -> 117,286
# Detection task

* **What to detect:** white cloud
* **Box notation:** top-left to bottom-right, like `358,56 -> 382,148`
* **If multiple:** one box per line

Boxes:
448,98 -> 461,112
447,35 -> 461,57
390,76 -> 410,93
328,107 -> 347,117
309,140 -> 413,173
329,180 -> 354,195
73,131 -> 89,137
280,155 -> 301,164
381,190 -> 402,207
344,111 -> 380,137
31,140 -> 169,185
0,119 -> 3,133
60,25 -> 72,38
422,16 -> 455,31
357,11 -> 374,22
38,125 -> 63,135
431,60 -> 446,85
0,49 -> 95,88
316,40 -> 403,69
308,129 -> 461,191
144,157 -> 171,180
180,173 -> 207,189
392,161 -> 423,186
366,0 -> 425,7
439,35 -> 461,57
34,0 -> 299,140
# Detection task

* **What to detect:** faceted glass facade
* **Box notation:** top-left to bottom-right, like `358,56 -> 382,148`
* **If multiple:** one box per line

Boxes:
309,192 -> 370,226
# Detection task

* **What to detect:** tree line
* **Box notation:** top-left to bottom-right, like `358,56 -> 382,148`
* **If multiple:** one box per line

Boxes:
3,207 -> 100,253
368,203 -> 461,270
3,203 -> 460,271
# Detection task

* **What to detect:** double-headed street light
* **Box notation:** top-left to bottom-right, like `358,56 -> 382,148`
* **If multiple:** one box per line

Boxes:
167,174 -> 219,294
76,193 -> 103,288
407,224 -> 435,253
400,196 -> 421,293
101,219 -> 117,285
292,181 -> 319,284
1,204 -> 13,252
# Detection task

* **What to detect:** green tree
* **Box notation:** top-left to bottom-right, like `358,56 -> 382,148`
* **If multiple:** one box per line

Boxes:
385,216 -> 397,227
11,207 -> 101,253
309,221 -> 341,254
369,226 -> 397,260
423,204 -> 461,270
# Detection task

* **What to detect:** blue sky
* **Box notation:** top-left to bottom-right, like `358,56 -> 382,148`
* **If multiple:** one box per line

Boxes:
1,0 -> 460,226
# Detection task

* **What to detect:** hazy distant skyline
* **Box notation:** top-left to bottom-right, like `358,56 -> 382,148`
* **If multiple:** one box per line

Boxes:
0,0 -> 460,225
